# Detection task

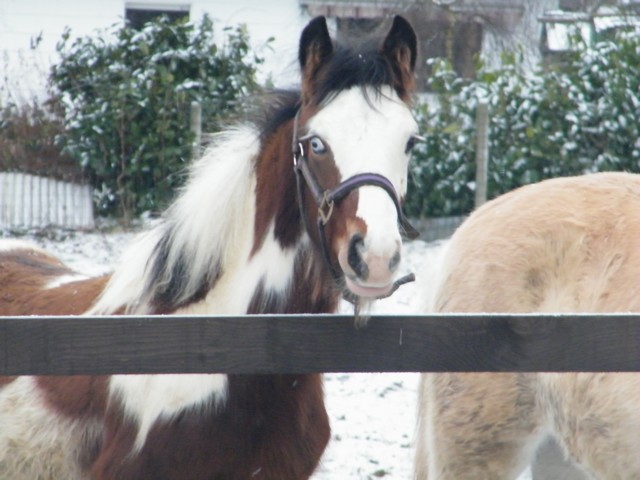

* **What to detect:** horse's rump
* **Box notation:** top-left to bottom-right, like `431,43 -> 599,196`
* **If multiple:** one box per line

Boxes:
416,172 -> 640,480
433,172 -> 640,314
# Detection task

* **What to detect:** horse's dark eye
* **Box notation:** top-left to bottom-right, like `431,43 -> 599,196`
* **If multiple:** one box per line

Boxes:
309,137 -> 327,155
405,136 -> 417,154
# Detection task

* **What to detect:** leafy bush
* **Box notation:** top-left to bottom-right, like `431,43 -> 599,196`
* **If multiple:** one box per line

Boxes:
406,30 -> 640,218
50,15 -> 264,217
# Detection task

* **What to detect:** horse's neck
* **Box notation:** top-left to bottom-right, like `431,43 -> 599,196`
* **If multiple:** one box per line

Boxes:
178,122 -> 338,316
89,124 -> 338,317
247,241 -> 339,315
179,228 -> 336,316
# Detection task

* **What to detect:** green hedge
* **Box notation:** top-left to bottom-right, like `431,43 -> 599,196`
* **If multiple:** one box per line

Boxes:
50,15 -> 264,217
406,30 -> 640,218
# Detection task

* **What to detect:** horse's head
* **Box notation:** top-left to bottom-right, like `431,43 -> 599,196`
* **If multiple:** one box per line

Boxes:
294,16 -> 420,302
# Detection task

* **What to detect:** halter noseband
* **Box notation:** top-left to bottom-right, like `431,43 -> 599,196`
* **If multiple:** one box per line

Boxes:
291,111 -> 419,304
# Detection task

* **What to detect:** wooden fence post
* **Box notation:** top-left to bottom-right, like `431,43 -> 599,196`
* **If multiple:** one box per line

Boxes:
190,101 -> 202,160
474,100 -> 489,208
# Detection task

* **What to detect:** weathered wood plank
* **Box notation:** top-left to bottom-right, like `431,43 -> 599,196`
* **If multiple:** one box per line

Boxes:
1,314 -> 638,375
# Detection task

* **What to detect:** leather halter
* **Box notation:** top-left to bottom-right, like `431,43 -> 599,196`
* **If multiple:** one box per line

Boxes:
291,111 -> 419,304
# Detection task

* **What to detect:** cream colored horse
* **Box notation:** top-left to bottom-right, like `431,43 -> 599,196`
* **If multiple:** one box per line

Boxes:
415,172 -> 640,480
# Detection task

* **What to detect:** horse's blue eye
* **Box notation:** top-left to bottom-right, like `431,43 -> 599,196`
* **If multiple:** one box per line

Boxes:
310,137 -> 326,154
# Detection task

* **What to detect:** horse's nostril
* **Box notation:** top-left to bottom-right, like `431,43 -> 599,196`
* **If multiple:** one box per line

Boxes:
389,251 -> 401,272
347,234 -> 368,279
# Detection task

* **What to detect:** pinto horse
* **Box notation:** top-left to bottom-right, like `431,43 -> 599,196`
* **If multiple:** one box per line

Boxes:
415,172 -> 640,480
0,16 -> 420,480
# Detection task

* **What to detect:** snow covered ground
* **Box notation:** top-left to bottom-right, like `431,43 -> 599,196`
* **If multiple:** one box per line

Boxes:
10,227 -> 532,480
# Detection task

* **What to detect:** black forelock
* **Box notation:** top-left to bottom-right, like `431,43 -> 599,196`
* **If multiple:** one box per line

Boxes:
312,39 -> 400,105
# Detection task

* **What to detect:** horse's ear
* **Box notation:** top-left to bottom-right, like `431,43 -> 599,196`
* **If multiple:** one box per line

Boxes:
299,16 -> 333,101
381,15 -> 418,96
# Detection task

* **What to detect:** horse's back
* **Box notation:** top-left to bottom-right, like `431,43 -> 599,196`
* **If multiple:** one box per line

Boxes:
417,173 -> 640,480
0,239 -> 108,315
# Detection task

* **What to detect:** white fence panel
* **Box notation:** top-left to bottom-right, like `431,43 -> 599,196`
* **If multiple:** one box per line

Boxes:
0,172 -> 94,229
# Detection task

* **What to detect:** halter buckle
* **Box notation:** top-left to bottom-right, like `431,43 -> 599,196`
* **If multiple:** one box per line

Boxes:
318,191 -> 335,225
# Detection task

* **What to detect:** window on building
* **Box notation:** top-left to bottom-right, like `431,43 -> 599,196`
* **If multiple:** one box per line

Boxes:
125,3 -> 190,29
540,5 -> 640,64
418,19 -> 483,85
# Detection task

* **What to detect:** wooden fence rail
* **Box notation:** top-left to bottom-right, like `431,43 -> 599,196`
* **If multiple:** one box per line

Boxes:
1,314 -> 639,375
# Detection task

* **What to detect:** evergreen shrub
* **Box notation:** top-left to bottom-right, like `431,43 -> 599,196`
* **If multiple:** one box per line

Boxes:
406,30 -> 640,218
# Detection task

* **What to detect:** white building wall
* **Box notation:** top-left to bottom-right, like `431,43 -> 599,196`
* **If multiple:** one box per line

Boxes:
0,0 -> 310,104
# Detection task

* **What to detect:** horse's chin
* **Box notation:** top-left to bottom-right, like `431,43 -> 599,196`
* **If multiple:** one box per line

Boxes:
344,277 -> 393,299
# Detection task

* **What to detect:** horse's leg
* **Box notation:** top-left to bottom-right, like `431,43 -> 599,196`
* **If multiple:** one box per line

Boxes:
0,377 -> 95,480
540,373 -> 640,480
415,373 -> 431,480
531,438 -> 590,480
416,373 -> 546,480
